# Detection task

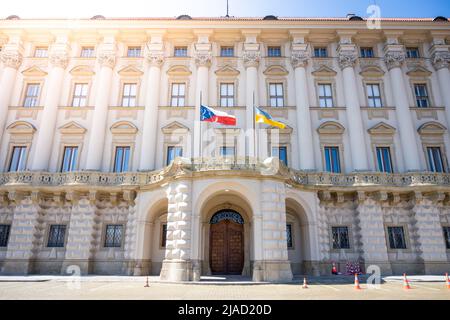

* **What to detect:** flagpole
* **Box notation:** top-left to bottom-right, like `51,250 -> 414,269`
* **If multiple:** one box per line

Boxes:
200,91 -> 203,164
253,91 -> 257,164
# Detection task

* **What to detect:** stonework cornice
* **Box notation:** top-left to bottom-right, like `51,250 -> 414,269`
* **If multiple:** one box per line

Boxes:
0,51 -> 23,69
243,50 -> 261,68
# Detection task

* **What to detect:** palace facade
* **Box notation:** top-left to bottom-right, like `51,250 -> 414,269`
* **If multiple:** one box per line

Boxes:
0,15 -> 450,282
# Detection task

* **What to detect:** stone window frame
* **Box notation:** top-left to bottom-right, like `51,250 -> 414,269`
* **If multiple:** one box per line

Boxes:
33,46 -> 49,58
216,78 -> 239,107
311,44 -> 330,58
384,223 -> 412,252
109,121 -> 138,172
57,143 -> 82,173
368,123 -> 398,173
45,224 -> 68,248
418,122 -> 449,173
285,212 -> 297,250
314,78 -> 338,108
20,80 -> 45,108
263,65 -> 289,108
218,44 -> 236,57
214,128 -> 240,160
117,79 -> 141,107
79,45 -> 96,58
0,224 -> 11,248
317,121 -> 345,173
409,78 -> 435,108
67,78 -> 93,108
266,81 -> 286,108
442,225 -> 450,251
329,225 -> 354,252
168,80 -> 190,107
159,221 -> 168,249
265,44 -> 284,57
125,45 -> 143,58
266,126 -> 292,167
101,224 -> 125,249
358,45 -> 376,58
4,121 -> 36,172
362,79 -> 387,108
162,121 -> 190,165
156,213 -> 168,250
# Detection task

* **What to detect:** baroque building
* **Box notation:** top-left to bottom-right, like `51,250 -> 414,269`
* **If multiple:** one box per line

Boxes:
0,14 -> 450,282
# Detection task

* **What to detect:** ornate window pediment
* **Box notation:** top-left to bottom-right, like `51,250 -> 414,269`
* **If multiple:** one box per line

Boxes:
21,66 -> 47,77
359,65 -> 385,77
215,65 -> 240,77
311,65 -> 337,77
407,66 -> 432,77
167,65 -> 192,76
59,121 -> 87,135
117,65 -> 144,77
317,121 -> 345,135
267,125 -> 293,135
368,122 -> 396,135
418,121 -> 447,136
161,121 -> 189,134
110,121 -> 138,135
69,65 -> 95,76
6,121 -> 36,135
263,65 -> 289,76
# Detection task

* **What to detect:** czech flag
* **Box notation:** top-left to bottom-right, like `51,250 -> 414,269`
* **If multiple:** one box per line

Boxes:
200,105 -> 236,126
255,106 -> 286,129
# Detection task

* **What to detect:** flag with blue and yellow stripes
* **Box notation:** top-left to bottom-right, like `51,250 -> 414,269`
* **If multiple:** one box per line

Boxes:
254,106 -> 286,129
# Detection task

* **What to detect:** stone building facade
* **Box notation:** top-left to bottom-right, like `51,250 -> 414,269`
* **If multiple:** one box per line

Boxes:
0,15 -> 450,281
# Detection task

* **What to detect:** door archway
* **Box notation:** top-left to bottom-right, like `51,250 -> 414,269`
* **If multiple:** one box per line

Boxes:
209,209 -> 244,275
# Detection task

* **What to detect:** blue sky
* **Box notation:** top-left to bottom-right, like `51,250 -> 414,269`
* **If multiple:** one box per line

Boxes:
2,0 -> 450,18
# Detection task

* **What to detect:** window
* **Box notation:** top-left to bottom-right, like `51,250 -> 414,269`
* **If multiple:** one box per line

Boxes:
80,47 -> 94,58
72,83 -> 88,107
174,46 -> 188,57
387,226 -> 407,249
61,146 -> 78,172
376,147 -> 393,173
286,224 -> 293,249
443,226 -> 450,249
360,47 -> 374,58
271,146 -> 288,166
406,47 -> 420,59
332,226 -> 350,249
121,83 -> 137,107
268,46 -> 282,57
220,83 -> 234,107
0,225 -> 11,247
414,84 -> 429,108
366,84 -> 383,107
104,225 -> 123,248
318,84 -> 333,107
34,47 -> 48,58
314,47 -> 328,58
220,46 -> 234,57
23,84 -> 40,107
324,146 -> 341,173
269,83 -> 284,107
8,146 -> 27,172
427,147 -> 445,173
113,146 -> 131,173
127,46 -> 141,57
47,225 -> 66,247
161,223 -> 168,248
220,146 -> 235,157
167,146 -> 183,165
170,83 -> 186,107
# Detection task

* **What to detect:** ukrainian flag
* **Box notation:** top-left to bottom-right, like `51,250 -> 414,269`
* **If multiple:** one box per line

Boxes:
254,106 -> 286,129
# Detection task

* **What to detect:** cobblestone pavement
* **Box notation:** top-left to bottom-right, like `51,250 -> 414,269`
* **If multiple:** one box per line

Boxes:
0,276 -> 449,300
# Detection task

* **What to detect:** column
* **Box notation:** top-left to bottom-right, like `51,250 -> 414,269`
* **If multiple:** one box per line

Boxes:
61,191 -> 98,275
160,180 -> 193,281
412,192 -> 448,274
85,34 -> 116,170
1,191 -> 41,275
0,33 -> 23,147
356,192 -> 392,275
139,34 -> 164,171
429,38 -> 450,129
122,191 -> 139,275
384,39 -> 421,171
31,33 -> 69,171
193,34 -> 212,160
337,34 -> 369,171
290,37 -> 315,171
243,53 -> 260,161
254,181 -> 293,282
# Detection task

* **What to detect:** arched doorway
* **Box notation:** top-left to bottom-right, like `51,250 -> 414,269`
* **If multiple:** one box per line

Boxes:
209,209 -> 244,275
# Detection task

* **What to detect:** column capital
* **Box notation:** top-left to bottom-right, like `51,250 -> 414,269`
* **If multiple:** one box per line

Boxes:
194,51 -> 212,68
291,43 -> 310,68
97,50 -> 116,68
146,51 -> 165,67
429,45 -> 450,70
0,50 -> 23,69
243,50 -> 261,68
337,43 -> 358,70
49,50 -> 69,69
384,44 -> 406,70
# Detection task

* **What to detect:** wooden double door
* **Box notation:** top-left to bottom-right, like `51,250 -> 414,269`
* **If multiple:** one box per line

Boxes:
209,219 -> 244,275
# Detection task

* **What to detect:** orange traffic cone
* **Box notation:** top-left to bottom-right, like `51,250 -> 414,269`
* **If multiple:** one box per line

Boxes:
403,273 -> 411,290
354,273 -> 361,290
445,273 -> 450,289
302,277 -> 308,289
332,262 -> 337,275
144,276 -> 150,287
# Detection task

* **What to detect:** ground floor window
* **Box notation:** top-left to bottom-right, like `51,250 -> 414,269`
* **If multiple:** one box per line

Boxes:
47,225 -> 66,248
0,225 -> 11,247
286,223 -> 293,249
161,223 -> 168,248
387,226 -> 407,249
443,226 -> 450,249
104,225 -> 123,248
331,226 -> 350,249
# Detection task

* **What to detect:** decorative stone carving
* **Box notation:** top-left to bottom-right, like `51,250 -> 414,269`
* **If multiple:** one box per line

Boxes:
431,51 -> 450,70
291,50 -> 309,68
0,51 -> 23,69
338,50 -> 358,69
146,52 -> 165,67
242,50 -> 261,68
194,51 -> 212,68
49,51 -> 69,69
97,51 -> 116,68
384,50 -> 406,70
